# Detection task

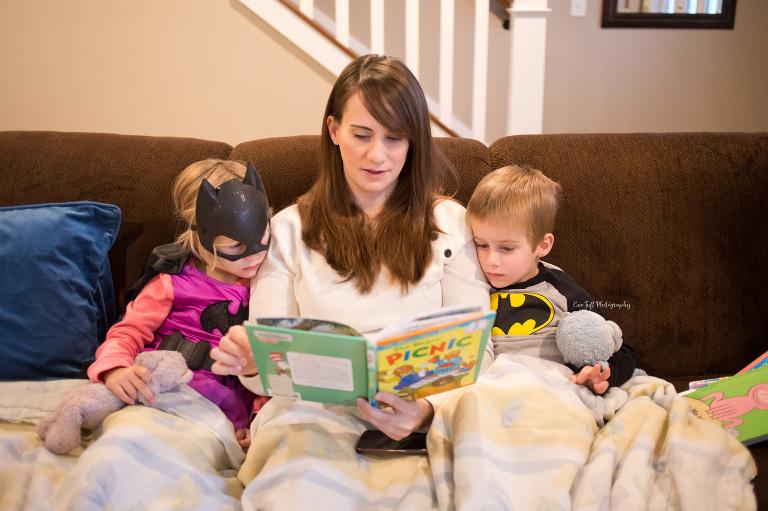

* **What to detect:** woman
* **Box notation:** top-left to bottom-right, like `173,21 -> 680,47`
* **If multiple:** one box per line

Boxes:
211,54 -> 490,440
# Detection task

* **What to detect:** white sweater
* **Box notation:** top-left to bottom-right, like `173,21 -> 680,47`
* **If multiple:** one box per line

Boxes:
242,199 -> 492,397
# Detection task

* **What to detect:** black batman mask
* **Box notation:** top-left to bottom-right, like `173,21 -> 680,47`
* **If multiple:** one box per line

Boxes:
195,162 -> 270,261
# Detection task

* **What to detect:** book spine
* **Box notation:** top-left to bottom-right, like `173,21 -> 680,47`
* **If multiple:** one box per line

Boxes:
688,376 -> 729,390
473,311 -> 496,380
366,336 -> 379,406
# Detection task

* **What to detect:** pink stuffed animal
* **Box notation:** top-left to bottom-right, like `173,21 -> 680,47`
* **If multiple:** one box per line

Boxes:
37,350 -> 193,454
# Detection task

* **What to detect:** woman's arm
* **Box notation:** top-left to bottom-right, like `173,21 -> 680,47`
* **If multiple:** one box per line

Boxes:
436,200 -> 494,371
436,199 -> 490,309
250,207 -> 301,320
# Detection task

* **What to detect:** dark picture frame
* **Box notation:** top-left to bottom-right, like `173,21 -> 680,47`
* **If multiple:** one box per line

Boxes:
601,0 -> 737,29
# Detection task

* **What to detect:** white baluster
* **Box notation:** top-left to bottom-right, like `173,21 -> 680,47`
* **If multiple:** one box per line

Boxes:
472,0 -> 489,143
439,0 -> 454,130
507,0 -> 550,135
335,0 -> 350,47
371,0 -> 385,55
405,0 -> 419,80
300,0 -> 313,19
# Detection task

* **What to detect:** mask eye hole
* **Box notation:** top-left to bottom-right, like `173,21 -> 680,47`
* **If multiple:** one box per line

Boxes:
214,236 -> 246,257
261,225 -> 271,246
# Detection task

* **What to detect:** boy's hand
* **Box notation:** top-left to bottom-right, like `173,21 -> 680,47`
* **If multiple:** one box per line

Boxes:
104,365 -> 155,405
211,325 -> 258,377
570,364 -> 610,395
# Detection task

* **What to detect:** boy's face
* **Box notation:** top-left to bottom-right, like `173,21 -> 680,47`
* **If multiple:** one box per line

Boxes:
470,218 -> 553,289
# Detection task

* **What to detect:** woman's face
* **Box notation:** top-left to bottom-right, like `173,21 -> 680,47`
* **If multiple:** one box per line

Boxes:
327,92 -> 410,216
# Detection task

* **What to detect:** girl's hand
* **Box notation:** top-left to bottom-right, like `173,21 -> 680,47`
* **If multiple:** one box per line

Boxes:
104,365 -> 155,405
569,364 -> 610,395
357,392 -> 434,441
235,427 -> 251,453
211,325 -> 258,377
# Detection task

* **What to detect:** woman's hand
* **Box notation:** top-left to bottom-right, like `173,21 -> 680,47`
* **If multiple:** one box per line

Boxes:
569,364 -> 610,395
357,392 -> 434,440
210,325 -> 258,377
104,365 -> 155,405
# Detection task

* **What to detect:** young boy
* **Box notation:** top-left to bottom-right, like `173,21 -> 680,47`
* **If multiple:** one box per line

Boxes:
466,165 -> 636,394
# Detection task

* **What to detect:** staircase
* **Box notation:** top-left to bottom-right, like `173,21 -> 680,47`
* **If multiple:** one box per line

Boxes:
238,0 -> 550,143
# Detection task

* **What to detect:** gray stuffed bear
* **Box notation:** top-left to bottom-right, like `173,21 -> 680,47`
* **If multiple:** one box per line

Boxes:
37,350 -> 193,454
556,309 -> 623,369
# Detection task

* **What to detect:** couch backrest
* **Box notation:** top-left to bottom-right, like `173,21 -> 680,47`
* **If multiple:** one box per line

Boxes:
4,130 -> 766,380
0,131 -> 233,312
489,133 -> 768,378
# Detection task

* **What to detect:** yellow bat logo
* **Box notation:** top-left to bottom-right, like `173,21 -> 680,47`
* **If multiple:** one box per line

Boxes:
490,292 -> 554,336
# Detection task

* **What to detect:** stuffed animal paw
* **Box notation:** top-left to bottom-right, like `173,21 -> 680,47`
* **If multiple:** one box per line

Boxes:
556,309 -> 623,368
37,350 -> 193,454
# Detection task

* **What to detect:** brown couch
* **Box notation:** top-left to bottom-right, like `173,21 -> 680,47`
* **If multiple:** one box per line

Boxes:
2,130 -> 766,505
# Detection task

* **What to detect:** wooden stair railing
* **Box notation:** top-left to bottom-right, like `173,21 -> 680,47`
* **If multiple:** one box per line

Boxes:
276,0 -> 460,138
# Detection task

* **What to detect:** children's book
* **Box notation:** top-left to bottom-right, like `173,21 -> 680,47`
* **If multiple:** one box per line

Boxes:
681,365 -> 768,446
244,304 -> 496,407
737,348 -> 768,374
687,349 -> 768,389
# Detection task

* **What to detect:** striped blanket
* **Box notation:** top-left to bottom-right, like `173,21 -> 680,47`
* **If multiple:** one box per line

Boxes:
238,355 -> 757,510
0,354 -> 757,510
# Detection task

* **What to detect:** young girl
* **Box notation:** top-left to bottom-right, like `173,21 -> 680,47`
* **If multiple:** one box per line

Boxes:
88,158 -> 271,450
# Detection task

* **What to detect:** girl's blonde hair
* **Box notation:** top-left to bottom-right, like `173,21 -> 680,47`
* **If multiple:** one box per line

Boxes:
298,54 -> 457,294
173,159 -> 247,267
466,165 -> 562,247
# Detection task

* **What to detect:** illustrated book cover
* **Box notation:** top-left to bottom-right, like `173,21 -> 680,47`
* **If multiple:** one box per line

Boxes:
688,348 -> 768,389
681,365 -> 768,446
244,304 -> 495,407
737,348 -> 768,374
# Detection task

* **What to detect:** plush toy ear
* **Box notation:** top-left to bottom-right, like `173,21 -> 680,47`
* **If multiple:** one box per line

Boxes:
606,320 -> 623,352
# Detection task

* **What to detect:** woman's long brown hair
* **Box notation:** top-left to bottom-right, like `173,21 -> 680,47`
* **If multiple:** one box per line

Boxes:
298,54 -> 457,294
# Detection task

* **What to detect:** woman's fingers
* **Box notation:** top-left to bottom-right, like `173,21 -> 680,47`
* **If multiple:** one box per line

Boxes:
357,393 -> 433,441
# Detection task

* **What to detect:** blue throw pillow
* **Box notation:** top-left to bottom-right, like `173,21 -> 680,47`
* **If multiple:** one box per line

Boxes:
0,202 -> 121,380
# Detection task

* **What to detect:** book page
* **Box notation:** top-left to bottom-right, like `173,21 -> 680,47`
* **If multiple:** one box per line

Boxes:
374,304 -> 484,341
285,351 -> 355,391
257,317 -> 363,337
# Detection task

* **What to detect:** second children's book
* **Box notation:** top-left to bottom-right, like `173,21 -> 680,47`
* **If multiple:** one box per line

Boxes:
244,304 -> 495,407
681,365 -> 768,446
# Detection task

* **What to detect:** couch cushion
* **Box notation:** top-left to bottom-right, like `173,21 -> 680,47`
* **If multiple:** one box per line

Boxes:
230,135 -> 321,213
0,202 -> 121,380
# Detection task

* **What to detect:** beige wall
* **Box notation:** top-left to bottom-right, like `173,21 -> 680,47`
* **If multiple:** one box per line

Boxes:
544,0 -> 768,133
0,0 -> 335,144
1,0 -> 766,145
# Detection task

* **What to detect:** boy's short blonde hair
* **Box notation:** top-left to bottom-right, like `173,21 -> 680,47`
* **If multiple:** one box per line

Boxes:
466,165 -> 562,246
173,159 -> 247,267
